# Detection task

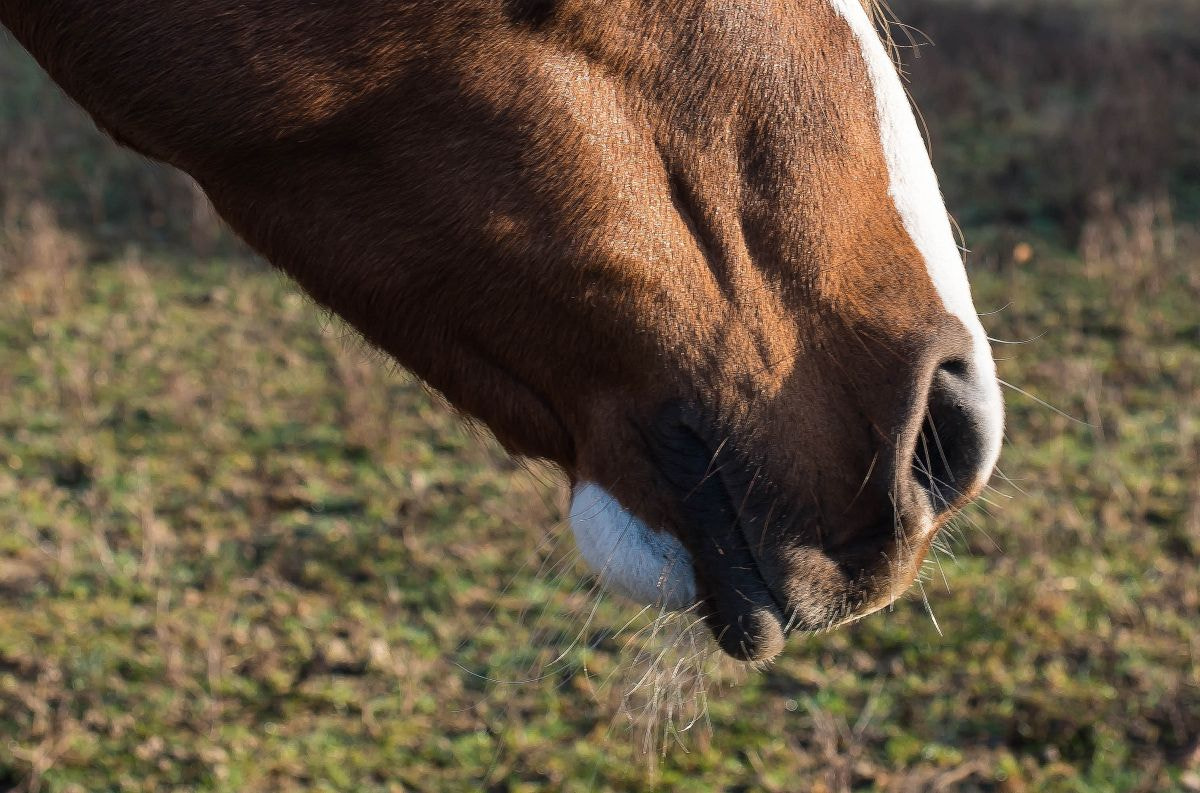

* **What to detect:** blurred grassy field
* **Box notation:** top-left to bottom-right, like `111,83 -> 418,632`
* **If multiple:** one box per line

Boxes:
1,1 -> 1199,791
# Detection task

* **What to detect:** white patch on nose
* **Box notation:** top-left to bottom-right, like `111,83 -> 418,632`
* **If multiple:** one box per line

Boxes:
831,0 -> 1005,488
569,483 -> 696,609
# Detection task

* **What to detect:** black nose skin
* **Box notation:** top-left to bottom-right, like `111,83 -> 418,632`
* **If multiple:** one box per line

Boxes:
913,358 -> 991,513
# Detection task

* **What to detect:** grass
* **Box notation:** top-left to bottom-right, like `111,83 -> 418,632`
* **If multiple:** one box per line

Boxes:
2,2 -> 1200,791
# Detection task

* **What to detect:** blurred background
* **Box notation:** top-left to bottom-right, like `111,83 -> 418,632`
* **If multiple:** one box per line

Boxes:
1,0 -> 1197,790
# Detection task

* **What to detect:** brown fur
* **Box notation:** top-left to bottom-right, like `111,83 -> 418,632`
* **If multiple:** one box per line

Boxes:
1,0 -> 976,656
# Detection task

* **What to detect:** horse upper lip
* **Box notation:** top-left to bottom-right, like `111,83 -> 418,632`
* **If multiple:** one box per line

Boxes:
633,404 -> 925,659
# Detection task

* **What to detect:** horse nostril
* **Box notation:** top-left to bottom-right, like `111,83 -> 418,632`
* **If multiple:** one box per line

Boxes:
912,358 -> 989,512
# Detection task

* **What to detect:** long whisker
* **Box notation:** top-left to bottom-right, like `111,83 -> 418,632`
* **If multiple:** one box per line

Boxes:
998,378 -> 1095,426
988,332 -> 1047,345
915,577 -> 942,636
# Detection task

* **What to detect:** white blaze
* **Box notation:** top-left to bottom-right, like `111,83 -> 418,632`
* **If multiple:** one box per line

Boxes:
830,0 -> 1005,482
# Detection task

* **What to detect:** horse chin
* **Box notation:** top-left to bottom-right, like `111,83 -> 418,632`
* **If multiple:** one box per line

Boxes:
570,483 -> 786,663
569,483 -> 697,612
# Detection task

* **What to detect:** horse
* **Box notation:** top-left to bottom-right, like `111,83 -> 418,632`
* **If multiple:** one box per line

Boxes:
0,0 -> 1003,663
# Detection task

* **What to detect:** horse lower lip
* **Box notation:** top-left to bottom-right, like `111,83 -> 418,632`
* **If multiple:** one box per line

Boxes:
685,517 -> 790,662
641,407 -> 791,660
699,580 -> 787,662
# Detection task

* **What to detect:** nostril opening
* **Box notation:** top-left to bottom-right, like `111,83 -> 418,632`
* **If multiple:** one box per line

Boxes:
912,412 -> 957,512
912,358 -> 986,513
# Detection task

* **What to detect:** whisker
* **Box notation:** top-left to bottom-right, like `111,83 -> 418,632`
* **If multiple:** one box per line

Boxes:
988,332 -> 1047,345
843,451 -> 880,515
915,577 -> 942,636
993,465 -> 1032,497
998,378 -> 1095,426
977,302 -> 1013,316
